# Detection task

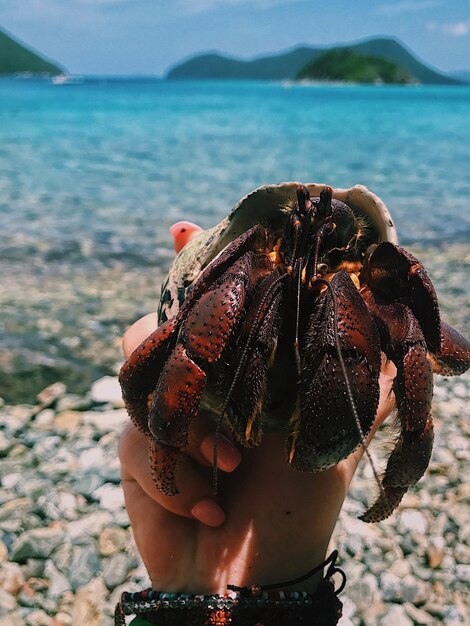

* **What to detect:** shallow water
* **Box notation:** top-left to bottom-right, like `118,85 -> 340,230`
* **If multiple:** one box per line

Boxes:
1,79 -> 469,401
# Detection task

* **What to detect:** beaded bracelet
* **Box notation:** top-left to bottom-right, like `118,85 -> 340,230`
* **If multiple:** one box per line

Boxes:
114,550 -> 345,626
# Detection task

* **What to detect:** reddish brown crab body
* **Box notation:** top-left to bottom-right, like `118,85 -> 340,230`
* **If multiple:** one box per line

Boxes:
120,185 -> 470,522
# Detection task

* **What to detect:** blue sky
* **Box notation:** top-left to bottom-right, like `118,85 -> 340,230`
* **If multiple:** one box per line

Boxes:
1,0 -> 469,75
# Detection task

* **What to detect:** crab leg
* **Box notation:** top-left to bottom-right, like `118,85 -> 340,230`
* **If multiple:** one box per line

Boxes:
226,270 -> 284,446
119,318 -> 179,436
178,224 -> 267,316
429,322 -> 470,376
289,271 -> 381,472
360,288 -> 434,522
363,241 -> 470,374
147,250 -> 273,494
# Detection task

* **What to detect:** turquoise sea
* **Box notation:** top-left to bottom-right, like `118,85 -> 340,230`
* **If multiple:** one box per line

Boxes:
1,79 -> 469,400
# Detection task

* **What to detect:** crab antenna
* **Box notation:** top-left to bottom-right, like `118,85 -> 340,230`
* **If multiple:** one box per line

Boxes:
294,258 -> 303,379
312,277 -> 387,507
212,272 -> 288,495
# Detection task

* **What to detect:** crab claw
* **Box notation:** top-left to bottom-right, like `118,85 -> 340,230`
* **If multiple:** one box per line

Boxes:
170,221 -> 204,253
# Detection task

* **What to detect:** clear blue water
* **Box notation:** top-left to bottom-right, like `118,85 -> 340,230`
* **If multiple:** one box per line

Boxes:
1,79 -> 469,271
1,78 -> 469,401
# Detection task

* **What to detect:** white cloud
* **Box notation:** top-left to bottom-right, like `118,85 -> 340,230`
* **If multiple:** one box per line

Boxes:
376,1 -> 441,16
427,19 -> 470,36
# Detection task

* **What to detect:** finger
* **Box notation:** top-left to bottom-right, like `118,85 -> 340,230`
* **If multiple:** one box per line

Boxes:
119,422 -> 226,526
199,431 -> 241,472
122,312 -> 158,358
170,221 -> 204,253
184,411 -> 241,472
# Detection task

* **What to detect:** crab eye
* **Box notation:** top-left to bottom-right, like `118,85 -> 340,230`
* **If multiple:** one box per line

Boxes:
316,186 -> 333,219
296,185 -> 311,216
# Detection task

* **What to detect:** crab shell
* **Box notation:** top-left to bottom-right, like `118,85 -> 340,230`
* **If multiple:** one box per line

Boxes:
158,182 -> 398,325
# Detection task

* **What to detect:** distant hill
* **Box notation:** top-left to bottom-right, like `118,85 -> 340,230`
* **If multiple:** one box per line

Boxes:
450,70 -> 470,83
167,37 -> 460,85
0,27 -> 64,75
297,49 -> 413,84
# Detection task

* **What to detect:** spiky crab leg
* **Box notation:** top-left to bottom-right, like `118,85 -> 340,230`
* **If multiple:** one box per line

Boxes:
289,270 -> 381,472
360,288 -> 434,522
364,242 -> 470,374
147,249 -> 273,495
119,318 -> 179,436
223,269 -> 284,446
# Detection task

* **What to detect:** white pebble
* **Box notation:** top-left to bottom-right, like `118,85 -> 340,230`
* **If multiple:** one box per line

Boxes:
90,376 -> 122,404
92,484 -> 124,511
397,510 -> 429,535
78,447 -> 105,469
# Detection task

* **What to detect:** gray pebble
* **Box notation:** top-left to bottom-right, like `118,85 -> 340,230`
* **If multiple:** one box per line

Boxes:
345,572 -> 379,612
37,382 -> 67,407
33,409 -> 55,429
22,559 -> 45,579
455,563 -> 470,583
37,491 -> 79,522
10,528 -> 63,563
444,604 -> 467,623
68,543 -> 102,591
0,612 -> 28,626
65,511 -> 113,541
102,553 -> 136,590
72,472 -> 106,498
379,572 -> 402,602
25,609 -> 53,626
82,408 -> 128,433
55,394 -> 92,413
16,479 -> 51,501
0,589 -> 17,616
0,433 -> 12,457
44,560 -> 71,598
378,603 -> 414,626
33,436 -> 62,460
91,484 -> 124,511
400,574 -> 428,604
403,602 -> 435,625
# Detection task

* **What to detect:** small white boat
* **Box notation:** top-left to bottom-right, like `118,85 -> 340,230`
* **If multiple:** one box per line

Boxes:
51,74 -> 82,85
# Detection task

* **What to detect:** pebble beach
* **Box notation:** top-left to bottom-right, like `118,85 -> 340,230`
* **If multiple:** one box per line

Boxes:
0,369 -> 468,625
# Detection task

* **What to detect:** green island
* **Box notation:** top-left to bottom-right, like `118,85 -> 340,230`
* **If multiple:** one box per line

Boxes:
0,27 -> 63,75
167,37 -> 461,85
296,49 -> 413,83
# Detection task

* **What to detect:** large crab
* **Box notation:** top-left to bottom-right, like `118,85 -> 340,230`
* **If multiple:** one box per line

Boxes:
120,183 -> 470,522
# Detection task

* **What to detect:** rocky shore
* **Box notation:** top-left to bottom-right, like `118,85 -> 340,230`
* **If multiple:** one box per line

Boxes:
1,242 -> 468,407
0,371 -> 468,625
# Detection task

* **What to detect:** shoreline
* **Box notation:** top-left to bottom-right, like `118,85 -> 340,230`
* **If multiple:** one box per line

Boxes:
1,241 -> 468,406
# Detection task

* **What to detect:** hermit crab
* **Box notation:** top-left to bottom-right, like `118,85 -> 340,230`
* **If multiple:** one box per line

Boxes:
120,183 -> 470,522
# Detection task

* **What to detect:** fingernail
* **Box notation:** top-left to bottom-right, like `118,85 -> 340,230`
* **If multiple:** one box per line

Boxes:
200,434 -> 241,472
191,498 -> 226,527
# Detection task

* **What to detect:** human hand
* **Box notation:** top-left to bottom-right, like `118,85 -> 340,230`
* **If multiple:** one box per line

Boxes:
120,312 -> 242,528
119,311 -> 396,593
